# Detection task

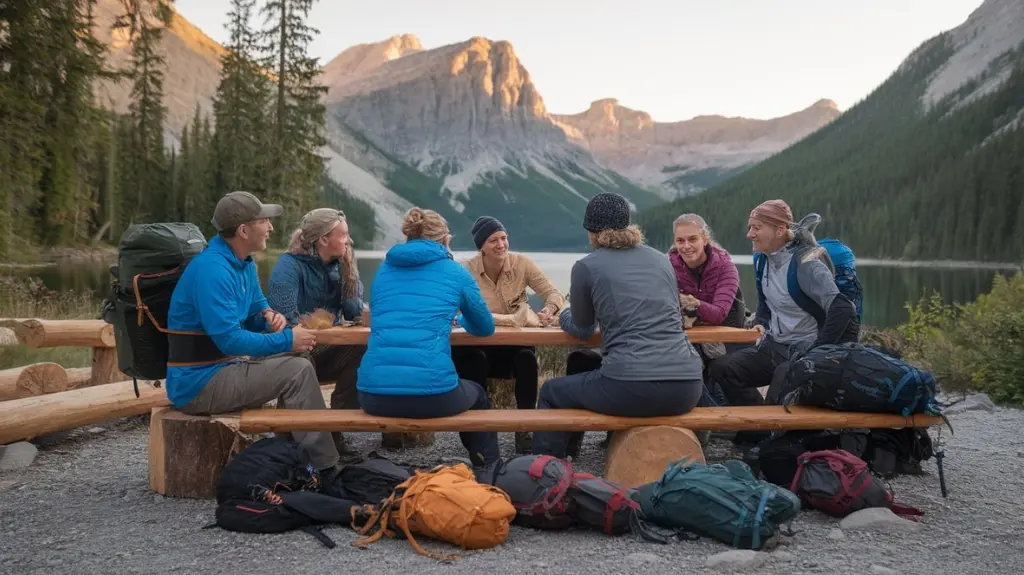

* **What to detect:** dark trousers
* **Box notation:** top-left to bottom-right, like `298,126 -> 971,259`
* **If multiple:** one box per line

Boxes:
707,338 -> 794,407
358,379 -> 501,465
451,345 -> 539,409
308,345 -> 366,453
532,355 -> 704,458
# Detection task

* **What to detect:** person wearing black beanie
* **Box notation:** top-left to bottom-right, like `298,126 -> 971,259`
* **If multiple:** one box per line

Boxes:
530,192 -> 706,459
453,215 -> 566,455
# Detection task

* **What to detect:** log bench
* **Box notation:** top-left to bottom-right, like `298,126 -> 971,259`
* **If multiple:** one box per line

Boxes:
147,405 -> 943,499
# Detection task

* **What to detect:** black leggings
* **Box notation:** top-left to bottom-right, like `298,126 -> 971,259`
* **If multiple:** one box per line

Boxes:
451,346 -> 539,409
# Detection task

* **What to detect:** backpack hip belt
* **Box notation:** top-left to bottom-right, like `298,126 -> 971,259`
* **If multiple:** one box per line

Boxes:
166,332 -> 239,367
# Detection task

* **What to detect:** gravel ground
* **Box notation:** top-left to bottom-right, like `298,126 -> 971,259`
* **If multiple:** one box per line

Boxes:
2,401 -> 1023,575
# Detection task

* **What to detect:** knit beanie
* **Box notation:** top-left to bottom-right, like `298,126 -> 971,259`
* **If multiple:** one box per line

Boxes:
471,216 -> 506,249
749,199 -> 794,229
583,192 -> 630,232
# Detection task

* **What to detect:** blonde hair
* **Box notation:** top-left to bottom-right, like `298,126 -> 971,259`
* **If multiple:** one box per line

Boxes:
590,225 -> 645,249
402,207 -> 449,242
672,213 -> 721,248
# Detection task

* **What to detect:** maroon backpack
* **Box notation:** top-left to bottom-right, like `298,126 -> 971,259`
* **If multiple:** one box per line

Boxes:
567,473 -> 641,535
790,449 -> 923,520
492,455 -> 575,529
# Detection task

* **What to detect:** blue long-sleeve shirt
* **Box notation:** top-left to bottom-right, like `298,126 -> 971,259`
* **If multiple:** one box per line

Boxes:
267,252 -> 364,327
165,235 -> 292,407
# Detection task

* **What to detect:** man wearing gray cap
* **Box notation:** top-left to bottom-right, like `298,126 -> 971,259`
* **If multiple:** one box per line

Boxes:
268,207 -> 366,457
166,191 -> 341,475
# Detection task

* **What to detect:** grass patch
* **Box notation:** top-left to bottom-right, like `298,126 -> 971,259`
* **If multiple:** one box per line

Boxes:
0,276 -> 99,370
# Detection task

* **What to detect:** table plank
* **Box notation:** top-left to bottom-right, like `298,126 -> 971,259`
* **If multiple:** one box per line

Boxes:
313,325 -> 759,346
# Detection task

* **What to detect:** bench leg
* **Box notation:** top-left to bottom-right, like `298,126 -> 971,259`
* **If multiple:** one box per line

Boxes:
603,425 -> 706,489
148,407 -> 253,499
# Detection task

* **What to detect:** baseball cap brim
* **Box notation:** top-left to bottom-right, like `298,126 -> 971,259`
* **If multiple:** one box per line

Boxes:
257,204 -> 284,219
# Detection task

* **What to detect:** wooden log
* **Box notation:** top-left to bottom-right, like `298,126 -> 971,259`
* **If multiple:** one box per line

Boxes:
148,407 -> 253,499
604,426 -> 706,489
66,367 -> 93,389
0,362 -> 68,401
18,319 -> 115,349
0,327 -> 18,347
239,406 -> 943,435
0,378 -> 169,445
311,325 -> 760,347
91,347 -> 126,386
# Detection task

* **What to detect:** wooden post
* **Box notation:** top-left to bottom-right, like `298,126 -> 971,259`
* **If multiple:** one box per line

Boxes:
91,347 -> 126,386
604,426 -> 706,489
148,407 -> 254,499
0,362 -> 68,401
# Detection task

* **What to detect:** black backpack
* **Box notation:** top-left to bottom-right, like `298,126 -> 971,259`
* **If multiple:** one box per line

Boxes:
492,455 -> 575,530
332,453 -> 416,505
206,437 -> 361,548
783,342 -> 944,418
101,222 -> 207,397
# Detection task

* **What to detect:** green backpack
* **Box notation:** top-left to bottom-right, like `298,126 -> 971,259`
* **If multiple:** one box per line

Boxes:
632,458 -> 801,550
101,223 -> 207,396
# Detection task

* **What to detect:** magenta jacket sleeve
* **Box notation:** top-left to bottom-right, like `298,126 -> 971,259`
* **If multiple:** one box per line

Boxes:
696,254 -> 739,325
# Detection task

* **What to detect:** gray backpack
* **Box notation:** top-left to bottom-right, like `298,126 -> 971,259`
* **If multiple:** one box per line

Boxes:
492,455 -> 574,530
567,473 -> 641,535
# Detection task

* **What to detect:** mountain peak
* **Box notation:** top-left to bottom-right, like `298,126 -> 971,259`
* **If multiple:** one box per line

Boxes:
811,98 -> 839,111
321,34 -> 423,93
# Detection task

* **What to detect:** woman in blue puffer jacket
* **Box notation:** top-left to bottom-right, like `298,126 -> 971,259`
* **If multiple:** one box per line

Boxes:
357,207 -> 500,469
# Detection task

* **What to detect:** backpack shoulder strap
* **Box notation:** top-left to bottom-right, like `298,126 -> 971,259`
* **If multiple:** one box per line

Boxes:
787,247 -> 826,328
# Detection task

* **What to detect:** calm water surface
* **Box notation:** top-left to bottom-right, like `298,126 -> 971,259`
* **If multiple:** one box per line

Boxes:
6,250 -> 1020,329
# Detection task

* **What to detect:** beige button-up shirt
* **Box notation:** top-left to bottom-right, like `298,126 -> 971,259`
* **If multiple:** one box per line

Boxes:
462,252 -> 565,324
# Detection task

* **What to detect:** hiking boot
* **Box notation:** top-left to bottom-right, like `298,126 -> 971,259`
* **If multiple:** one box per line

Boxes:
565,432 -> 584,460
469,452 -> 503,485
333,433 -> 362,463
514,431 -> 532,454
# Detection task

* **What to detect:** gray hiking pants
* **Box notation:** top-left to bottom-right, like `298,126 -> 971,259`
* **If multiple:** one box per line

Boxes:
180,355 -> 339,470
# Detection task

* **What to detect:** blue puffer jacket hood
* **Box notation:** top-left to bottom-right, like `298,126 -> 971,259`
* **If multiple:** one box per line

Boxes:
357,239 -> 495,396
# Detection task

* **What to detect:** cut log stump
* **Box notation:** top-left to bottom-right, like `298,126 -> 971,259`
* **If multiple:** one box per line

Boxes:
0,362 -> 68,401
148,407 -> 254,499
604,425 -> 706,489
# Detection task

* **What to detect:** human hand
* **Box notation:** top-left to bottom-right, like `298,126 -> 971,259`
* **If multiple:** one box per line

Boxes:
291,326 -> 317,353
678,293 -> 701,310
753,324 -> 766,337
537,306 -> 556,327
263,309 -> 286,333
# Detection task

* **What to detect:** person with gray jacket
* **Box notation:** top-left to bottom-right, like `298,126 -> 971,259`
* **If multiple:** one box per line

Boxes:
708,199 -> 858,444
531,193 -> 705,459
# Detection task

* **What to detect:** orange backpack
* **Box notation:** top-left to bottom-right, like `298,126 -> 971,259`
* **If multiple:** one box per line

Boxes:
352,463 -> 515,561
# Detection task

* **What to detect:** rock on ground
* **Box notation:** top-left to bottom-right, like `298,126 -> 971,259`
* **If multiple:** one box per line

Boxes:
840,508 -> 922,533
0,406 -> 1023,574
707,549 -> 767,570
0,441 -> 38,472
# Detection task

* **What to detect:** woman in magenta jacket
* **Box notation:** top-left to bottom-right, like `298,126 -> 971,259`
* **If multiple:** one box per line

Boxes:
668,213 -> 746,330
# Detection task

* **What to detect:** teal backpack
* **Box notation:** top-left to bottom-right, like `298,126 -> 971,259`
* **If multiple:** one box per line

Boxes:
632,458 -> 801,550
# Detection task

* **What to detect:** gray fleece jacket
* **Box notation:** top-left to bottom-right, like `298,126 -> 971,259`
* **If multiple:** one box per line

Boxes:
558,244 -> 704,382
757,243 -> 845,345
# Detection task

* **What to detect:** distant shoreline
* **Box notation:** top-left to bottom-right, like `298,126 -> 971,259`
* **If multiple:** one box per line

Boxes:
1,246 -> 1020,272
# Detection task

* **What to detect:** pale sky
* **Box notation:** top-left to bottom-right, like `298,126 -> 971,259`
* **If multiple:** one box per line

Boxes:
174,0 -> 984,121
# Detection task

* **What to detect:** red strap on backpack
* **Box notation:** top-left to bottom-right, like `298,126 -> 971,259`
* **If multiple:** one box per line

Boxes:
526,456 -> 573,516
572,472 -> 639,534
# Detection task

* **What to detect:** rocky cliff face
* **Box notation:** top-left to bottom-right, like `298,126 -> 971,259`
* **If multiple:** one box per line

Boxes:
323,36 -> 661,249
92,0 -> 224,136
321,34 -> 424,96
553,98 -> 841,198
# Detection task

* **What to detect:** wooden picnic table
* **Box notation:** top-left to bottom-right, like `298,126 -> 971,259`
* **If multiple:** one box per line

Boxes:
312,325 -> 760,346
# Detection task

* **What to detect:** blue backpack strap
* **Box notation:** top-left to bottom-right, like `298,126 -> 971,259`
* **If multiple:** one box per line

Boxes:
786,247 -> 826,328
752,253 -> 770,327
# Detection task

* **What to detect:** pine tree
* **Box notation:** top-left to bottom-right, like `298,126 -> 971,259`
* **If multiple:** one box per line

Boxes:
120,0 -> 171,223
214,0 -> 270,198
259,0 -> 328,237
